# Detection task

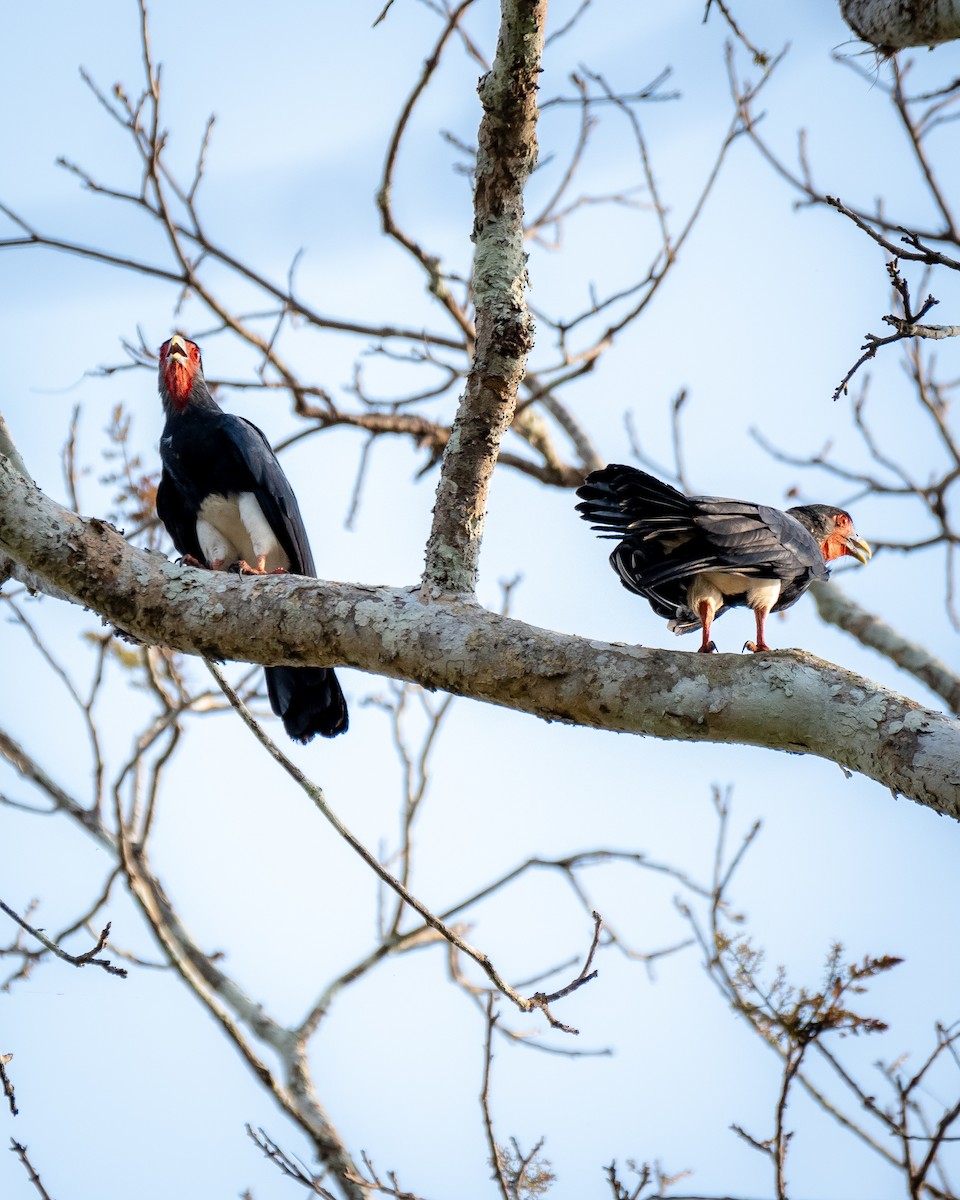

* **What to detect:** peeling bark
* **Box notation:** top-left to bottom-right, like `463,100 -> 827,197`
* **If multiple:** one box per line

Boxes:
2,455 -> 958,816
839,0 -> 960,48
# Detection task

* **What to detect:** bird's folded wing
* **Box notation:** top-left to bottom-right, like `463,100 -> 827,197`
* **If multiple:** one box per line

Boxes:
223,417 -> 317,578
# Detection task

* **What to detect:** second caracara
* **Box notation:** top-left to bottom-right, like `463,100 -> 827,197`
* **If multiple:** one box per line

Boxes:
156,335 -> 348,741
576,464 -> 871,653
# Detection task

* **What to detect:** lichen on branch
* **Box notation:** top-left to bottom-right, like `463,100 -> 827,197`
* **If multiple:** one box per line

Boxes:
421,0 -> 548,597
2,453 -> 958,816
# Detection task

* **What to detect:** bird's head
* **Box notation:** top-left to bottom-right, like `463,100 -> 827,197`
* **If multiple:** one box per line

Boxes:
158,335 -> 204,413
790,504 -> 872,565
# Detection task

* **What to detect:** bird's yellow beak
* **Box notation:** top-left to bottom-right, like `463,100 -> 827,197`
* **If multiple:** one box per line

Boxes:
846,532 -> 872,564
166,334 -> 188,360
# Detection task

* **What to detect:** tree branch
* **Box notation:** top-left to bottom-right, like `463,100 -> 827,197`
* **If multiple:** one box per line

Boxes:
0,900 -> 127,978
1,455 -> 957,814
10,1141 -> 53,1200
810,580 -> 960,715
421,0 -> 547,596
117,839 -> 365,1198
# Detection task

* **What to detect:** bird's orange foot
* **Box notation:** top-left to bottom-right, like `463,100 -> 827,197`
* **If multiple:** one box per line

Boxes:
744,640 -> 772,653
697,641 -> 717,654
270,567 -> 288,575
180,553 -> 206,569
232,557 -> 269,575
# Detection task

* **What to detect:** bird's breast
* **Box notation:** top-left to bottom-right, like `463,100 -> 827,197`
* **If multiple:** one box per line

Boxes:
196,492 -> 289,572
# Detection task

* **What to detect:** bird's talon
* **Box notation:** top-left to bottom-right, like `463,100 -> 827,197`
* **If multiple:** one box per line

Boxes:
232,559 -> 268,575
697,641 -> 717,654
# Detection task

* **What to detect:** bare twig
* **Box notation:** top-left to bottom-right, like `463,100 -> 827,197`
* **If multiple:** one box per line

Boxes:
0,900 -> 126,977
481,999 -> 511,1200
10,1141 -> 53,1200
1,1055 -> 17,1116
831,257 -> 940,399
704,0 -> 770,65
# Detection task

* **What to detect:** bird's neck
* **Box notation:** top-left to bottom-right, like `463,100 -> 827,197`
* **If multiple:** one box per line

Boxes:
160,375 -> 220,419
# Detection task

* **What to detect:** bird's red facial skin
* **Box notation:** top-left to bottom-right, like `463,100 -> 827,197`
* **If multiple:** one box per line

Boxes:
822,512 -> 854,562
160,338 -> 201,411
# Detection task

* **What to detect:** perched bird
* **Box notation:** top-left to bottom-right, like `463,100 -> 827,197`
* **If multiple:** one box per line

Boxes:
155,334 -> 348,741
576,464 -> 871,653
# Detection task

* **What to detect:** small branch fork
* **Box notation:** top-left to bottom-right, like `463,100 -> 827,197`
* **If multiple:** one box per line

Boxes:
526,910 -> 603,1034
831,255 -> 940,400
247,1126 -> 434,1200
675,791 -> 960,1200
0,899 -> 126,978
703,0 -> 770,66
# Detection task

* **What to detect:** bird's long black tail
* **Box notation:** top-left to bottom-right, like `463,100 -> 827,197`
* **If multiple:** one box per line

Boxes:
266,666 -> 348,742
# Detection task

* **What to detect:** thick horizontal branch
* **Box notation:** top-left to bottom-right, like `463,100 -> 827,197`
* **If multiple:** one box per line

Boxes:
810,580 -> 960,715
1,455 -> 958,815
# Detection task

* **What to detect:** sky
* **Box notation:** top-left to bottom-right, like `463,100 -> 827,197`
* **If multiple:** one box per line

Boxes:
1,2 -> 959,1198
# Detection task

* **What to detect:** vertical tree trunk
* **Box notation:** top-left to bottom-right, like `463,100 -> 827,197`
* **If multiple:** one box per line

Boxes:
420,0 -> 547,597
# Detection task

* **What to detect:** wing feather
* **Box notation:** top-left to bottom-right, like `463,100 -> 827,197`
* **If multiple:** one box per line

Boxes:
158,410 -> 317,577
224,417 -> 316,577
577,465 -> 830,630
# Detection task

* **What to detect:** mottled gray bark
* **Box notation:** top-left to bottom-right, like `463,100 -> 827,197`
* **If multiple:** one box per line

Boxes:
2,455 -> 958,816
839,0 -> 960,47
811,580 -> 960,715
420,0 -> 547,597
0,414 -> 28,477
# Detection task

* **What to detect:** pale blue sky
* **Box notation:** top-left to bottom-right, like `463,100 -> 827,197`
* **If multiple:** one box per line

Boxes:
1,3 -> 958,1198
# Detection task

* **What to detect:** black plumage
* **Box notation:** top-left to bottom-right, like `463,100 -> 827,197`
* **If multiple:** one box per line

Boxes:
576,464 -> 871,653
156,335 -> 347,741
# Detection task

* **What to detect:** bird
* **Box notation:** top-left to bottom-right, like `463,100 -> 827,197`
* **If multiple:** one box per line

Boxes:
575,464 -> 871,654
155,334 -> 348,741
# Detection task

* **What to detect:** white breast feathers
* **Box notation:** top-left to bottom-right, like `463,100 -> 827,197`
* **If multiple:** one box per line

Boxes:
196,492 -> 290,573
